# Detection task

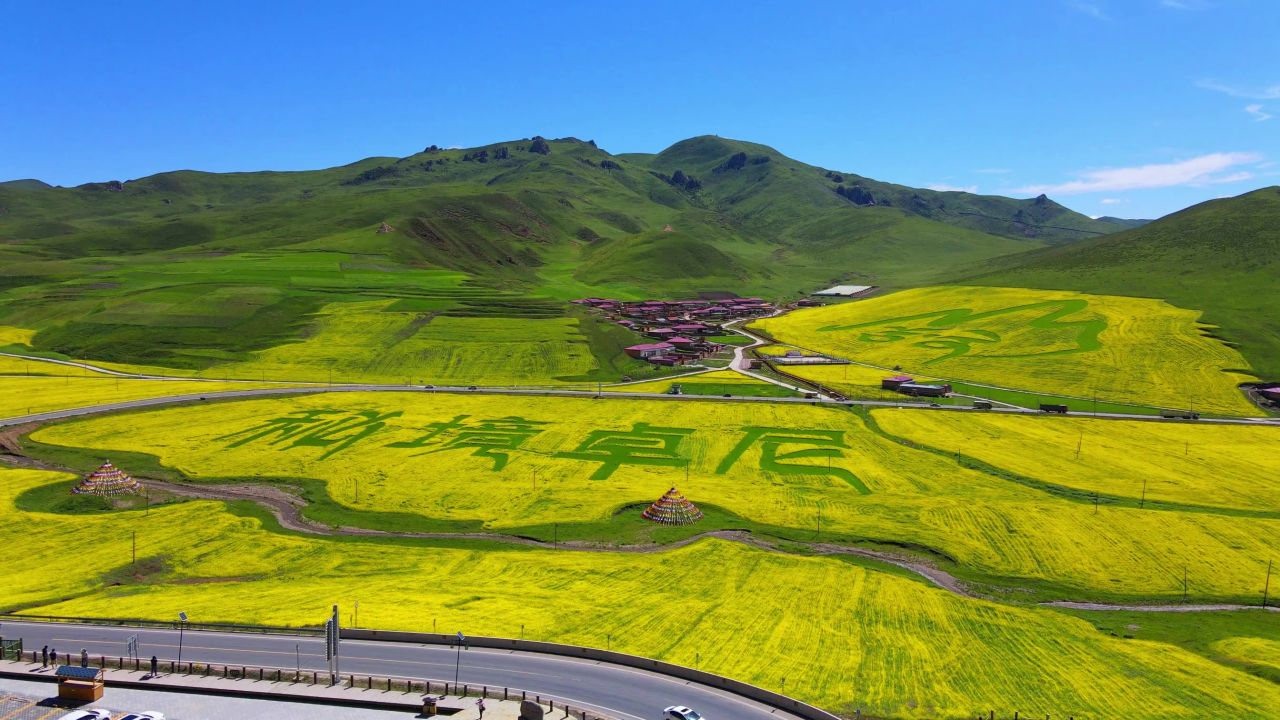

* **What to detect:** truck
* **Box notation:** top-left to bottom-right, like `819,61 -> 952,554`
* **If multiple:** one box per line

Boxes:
1160,409 -> 1200,420
1039,403 -> 1069,414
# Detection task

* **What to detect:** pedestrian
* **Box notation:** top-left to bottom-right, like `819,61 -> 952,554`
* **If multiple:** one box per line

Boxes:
41,645 -> 48,668
150,655 -> 158,678
80,648 -> 88,668
476,697 -> 485,718
49,648 -> 56,666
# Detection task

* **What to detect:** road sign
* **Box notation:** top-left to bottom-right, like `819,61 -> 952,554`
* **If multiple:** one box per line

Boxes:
126,634 -> 138,660
457,631 -> 465,643
178,611 -> 188,623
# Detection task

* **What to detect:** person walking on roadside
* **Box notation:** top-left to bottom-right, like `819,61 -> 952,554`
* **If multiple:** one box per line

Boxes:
476,697 -> 485,718
150,655 -> 158,678
49,648 -> 56,666
80,648 -> 88,668
41,645 -> 48,668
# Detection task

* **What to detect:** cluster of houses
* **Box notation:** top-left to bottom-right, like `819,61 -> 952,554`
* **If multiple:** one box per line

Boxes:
574,296 -> 776,366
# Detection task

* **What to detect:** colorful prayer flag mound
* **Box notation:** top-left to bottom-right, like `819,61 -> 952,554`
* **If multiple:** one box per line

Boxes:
71,460 -> 142,496
641,487 -> 703,525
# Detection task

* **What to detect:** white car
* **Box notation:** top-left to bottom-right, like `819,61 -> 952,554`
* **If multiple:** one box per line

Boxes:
663,706 -> 705,720
55,711 -> 111,720
118,713 -> 166,720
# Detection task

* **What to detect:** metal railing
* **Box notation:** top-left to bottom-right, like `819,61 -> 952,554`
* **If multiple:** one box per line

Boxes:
9,649 -> 613,719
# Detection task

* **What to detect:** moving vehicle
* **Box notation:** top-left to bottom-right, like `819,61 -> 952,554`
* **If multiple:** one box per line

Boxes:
972,400 -> 993,410
1039,403 -> 1069,414
118,713 -> 166,720
1160,409 -> 1200,420
663,707 -> 704,720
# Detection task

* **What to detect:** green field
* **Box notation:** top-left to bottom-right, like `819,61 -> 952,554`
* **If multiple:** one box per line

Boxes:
752,285 -> 1259,416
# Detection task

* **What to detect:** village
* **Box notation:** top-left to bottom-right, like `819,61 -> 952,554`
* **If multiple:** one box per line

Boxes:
573,296 -> 776,366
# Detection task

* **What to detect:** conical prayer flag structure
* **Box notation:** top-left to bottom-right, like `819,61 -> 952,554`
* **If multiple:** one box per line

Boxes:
72,460 -> 142,496
641,487 -> 703,525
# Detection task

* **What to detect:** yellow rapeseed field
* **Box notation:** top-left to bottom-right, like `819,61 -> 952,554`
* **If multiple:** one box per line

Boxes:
1212,637 -> 1280,675
774,362 -> 935,400
602,369 -> 770,393
31,392 -> 1280,597
0,325 -> 36,347
218,301 -> 597,385
873,410 -> 1280,511
0,376 -> 295,419
4,467 -> 1280,719
752,286 -> 1259,415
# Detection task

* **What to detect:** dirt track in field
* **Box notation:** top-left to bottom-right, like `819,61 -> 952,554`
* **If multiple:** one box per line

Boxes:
4,448 -> 1275,614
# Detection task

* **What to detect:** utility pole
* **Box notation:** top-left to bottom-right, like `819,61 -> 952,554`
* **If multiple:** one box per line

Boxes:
1183,565 -> 1188,602
1074,429 -> 1083,460
132,531 -> 136,566
1140,478 -> 1147,509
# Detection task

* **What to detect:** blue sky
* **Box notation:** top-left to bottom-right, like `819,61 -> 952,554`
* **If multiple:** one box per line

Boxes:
1,0 -> 1276,219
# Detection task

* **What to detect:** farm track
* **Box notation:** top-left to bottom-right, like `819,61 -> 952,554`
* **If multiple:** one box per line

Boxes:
11,446 -> 1263,616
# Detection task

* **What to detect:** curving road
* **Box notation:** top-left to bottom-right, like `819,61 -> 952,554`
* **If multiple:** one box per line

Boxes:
0,620 -> 811,720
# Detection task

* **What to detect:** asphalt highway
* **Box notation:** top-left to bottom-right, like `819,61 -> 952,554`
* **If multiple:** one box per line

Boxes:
3,380 -> 1277,429
0,620 -> 807,720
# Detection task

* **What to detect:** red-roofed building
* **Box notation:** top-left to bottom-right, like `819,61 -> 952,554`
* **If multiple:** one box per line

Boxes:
667,336 -> 697,348
646,327 -> 676,338
881,375 -> 915,390
625,342 -> 675,359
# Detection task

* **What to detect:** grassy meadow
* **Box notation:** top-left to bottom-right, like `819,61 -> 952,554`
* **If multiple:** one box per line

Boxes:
26,392 -> 1280,601
753,286 -> 1259,416
4,466 -> 1280,720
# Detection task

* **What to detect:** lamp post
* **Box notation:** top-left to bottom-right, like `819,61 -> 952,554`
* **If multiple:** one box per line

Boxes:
454,631 -> 465,688
177,611 -> 188,665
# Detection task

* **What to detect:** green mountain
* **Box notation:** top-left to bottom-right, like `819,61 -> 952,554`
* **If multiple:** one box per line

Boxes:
962,186 -> 1280,379
0,135 -> 1122,375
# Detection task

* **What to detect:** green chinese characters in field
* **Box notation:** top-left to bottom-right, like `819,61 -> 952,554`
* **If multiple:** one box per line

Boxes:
818,299 -> 1106,364
219,410 -> 866,487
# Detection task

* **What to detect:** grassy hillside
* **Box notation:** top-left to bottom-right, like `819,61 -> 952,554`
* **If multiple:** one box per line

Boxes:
0,135 -> 1109,376
964,187 -> 1280,379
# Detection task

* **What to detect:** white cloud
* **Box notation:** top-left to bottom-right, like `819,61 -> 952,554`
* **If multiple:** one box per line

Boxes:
1100,198 -> 1124,205
1066,1 -> 1110,20
1015,152 -> 1263,196
975,168 -> 1012,175
1161,0 -> 1209,9
1245,104 -> 1273,122
927,183 -> 978,193
1196,79 -> 1280,100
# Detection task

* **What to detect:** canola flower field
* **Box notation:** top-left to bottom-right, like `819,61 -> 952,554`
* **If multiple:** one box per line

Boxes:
29,392 -> 1280,599
0,375 -> 293,419
602,369 -> 779,394
873,410 -> 1280,511
216,301 -> 598,386
751,286 -> 1259,416
4,466 -> 1280,720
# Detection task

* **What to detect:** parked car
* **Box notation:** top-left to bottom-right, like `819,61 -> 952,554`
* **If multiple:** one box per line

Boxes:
663,707 -> 704,720
55,711 -> 111,720
118,713 -> 166,720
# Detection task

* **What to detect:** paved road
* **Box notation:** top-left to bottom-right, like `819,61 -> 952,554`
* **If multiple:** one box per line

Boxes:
4,380 -> 1277,430
0,621 -> 808,720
